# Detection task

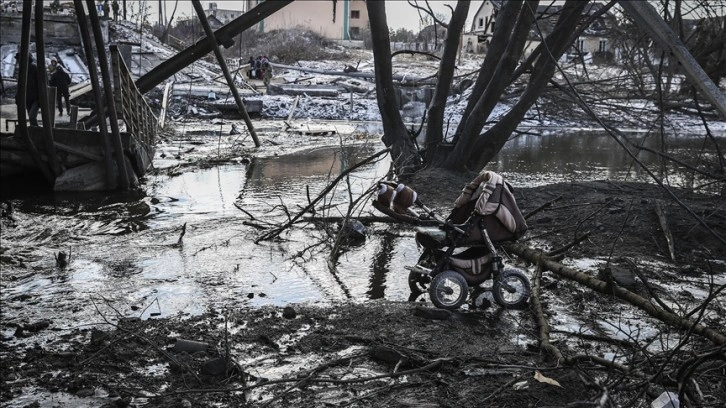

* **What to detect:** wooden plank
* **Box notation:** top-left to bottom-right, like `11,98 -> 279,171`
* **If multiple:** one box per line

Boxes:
69,80 -> 93,100
54,141 -> 103,162
69,105 -> 78,128
159,82 -> 172,129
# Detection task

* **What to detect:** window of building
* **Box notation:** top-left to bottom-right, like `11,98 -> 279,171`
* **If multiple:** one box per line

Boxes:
478,17 -> 483,27
351,10 -> 360,19
350,26 -> 360,39
598,39 -> 607,52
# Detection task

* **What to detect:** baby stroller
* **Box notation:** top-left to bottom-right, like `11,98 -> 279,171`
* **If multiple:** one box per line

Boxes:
373,171 -> 531,310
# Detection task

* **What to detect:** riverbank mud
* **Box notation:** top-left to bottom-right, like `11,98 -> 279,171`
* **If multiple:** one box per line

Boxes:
2,173 -> 724,407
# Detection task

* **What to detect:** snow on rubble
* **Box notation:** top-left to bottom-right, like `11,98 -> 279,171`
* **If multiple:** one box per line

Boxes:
111,20 -> 724,137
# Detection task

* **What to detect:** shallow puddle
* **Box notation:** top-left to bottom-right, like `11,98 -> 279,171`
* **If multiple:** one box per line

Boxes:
1,129 -> 723,338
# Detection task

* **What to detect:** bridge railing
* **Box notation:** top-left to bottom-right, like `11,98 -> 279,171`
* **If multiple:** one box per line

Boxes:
110,45 -> 158,148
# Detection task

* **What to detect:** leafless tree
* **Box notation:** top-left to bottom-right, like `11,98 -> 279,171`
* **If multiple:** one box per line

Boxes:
367,1 -> 725,176
368,1 -> 605,173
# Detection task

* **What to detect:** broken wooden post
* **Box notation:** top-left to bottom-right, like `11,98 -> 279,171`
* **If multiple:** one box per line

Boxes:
86,0 -> 130,189
288,95 -> 300,122
74,0 -> 115,189
69,105 -> 79,129
34,0 -> 62,176
158,82 -> 172,129
48,87 -> 57,128
191,0 -> 260,148
15,0 -> 54,183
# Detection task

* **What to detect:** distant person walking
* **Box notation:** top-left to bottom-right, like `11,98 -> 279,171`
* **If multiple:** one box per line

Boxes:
48,59 -> 71,116
261,56 -> 272,87
112,0 -> 119,21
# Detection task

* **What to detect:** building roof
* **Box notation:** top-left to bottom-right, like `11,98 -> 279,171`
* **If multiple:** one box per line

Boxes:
470,0 -> 504,32
206,14 -> 224,28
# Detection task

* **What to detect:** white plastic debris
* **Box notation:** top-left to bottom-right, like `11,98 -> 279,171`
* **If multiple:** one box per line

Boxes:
512,380 -> 529,390
650,391 -> 679,408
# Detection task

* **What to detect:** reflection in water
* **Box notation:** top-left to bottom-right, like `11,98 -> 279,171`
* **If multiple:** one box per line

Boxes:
2,130 -> 722,330
367,232 -> 395,299
241,144 -> 383,216
490,131 -> 724,190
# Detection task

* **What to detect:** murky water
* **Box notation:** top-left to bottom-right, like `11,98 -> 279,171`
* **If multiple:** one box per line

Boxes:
1,129 -> 723,333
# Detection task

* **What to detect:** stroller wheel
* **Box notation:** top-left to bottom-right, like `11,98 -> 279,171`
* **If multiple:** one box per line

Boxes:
408,271 -> 431,295
429,270 -> 468,310
493,268 -> 531,309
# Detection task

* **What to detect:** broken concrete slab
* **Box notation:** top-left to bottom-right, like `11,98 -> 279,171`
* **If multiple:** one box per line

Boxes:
267,83 -> 340,97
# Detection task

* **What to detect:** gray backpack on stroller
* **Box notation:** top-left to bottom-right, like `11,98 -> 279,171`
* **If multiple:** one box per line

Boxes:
449,171 -> 527,242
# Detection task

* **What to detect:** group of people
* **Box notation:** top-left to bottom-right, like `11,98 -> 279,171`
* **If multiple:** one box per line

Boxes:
16,53 -> 72,127
247,55 -> 273,86
97,0 -> 120,21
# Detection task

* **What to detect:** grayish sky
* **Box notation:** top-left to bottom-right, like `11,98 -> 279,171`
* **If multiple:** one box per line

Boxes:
141,1 -> 725,32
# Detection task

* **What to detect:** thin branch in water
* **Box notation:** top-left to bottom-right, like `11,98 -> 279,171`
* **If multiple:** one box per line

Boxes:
256,149 -> 390,243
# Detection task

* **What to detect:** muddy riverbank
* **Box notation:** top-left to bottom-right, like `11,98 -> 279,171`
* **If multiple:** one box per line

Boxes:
2,169 -> 724,407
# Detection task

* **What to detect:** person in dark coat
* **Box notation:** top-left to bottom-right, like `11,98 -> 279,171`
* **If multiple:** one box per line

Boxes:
254,56 -> 262,79
248,56 -> 255,79
48,59 -> 71,116
17,54 -> 40,127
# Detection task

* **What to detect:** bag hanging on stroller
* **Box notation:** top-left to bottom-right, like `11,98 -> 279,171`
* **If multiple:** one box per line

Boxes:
449,171 -> 527,243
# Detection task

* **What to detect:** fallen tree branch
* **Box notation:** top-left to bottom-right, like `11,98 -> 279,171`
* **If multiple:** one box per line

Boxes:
391,50 -> 441,60
163,357 -> 448,397
302,215 -> 405,224
255,149 -> 390,243
546,231 -> 591,257
88,297 -> 202,384
654,200 -> 676,262
506,243 -> 726,347
261,352 -> 367,408
531,263 -> 564,362
524,195 -> 563,219
532,262 -> 646,376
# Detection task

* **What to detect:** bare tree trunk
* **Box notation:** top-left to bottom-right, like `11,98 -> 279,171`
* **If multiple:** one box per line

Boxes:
424,1 -> 470,165
453,0 -> 525,144
161,0 -> 179,44
367,1 -> 418,176
468,1 -> 589,170
444,0 -> 540,171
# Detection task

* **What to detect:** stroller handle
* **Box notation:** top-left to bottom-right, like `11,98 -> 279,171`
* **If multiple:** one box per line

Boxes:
415,200 -> 467,235
419,203 -> 498,256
